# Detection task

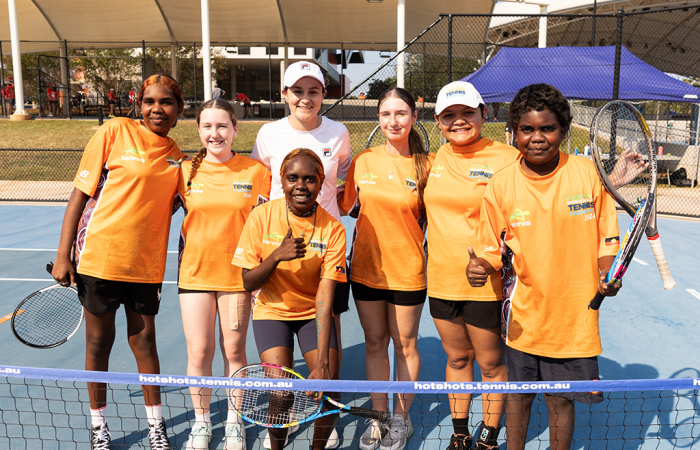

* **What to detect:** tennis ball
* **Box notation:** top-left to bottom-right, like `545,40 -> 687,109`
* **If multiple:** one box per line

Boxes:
667,153 -> 671,156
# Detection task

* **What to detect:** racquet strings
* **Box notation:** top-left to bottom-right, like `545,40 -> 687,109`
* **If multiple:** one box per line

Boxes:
13,285 -> 81,347
594,103 -> 653,209
232,365 -> 318,425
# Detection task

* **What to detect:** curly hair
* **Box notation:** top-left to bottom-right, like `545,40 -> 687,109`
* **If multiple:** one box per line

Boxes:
508,84 -> 572,137
280,148 -> 325,182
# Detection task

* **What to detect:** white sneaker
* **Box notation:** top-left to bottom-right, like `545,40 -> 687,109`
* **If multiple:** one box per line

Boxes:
359,419 -> 386,450
223,423 -> 246,450
325,427 -> 340,449
262,425 -> 299,449
379,415 -> 412,450
184,422 -> 212,450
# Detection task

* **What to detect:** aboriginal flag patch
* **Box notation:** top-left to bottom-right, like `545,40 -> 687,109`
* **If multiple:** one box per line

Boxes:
605,236 -> 620,246
335,266 -> 346,274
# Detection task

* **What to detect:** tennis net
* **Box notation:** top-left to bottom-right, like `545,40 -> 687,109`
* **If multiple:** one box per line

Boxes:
1,364 -> 699,449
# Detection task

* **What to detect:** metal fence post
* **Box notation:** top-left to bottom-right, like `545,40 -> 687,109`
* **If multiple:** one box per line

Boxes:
193,43 -> 197,111
268,43 -> 273,120
447,14 -> 453,83
612,10 -> 623,101
37,54 -> 43,117
0,41 -> 6,118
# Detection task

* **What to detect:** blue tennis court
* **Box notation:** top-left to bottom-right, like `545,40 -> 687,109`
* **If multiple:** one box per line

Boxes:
1,203 -> 699,449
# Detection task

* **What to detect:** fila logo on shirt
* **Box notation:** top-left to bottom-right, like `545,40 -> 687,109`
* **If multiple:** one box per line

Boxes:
322,147 -> 331,157
509,208 -> 531,227
121,147 -> 146,163
359,173 -> 377,185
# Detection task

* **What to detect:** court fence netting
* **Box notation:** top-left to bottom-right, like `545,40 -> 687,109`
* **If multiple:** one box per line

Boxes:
1,364 -> 699,449
3,7 -> 700,217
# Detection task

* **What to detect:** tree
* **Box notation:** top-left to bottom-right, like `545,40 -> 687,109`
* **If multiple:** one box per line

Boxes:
403,53 -> 480,103
71,48 -> 142,103
146,46 -> 228,101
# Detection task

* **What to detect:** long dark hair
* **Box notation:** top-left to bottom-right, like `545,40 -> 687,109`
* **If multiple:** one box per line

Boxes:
377,87 -> 430,210
186,99 -> 238,193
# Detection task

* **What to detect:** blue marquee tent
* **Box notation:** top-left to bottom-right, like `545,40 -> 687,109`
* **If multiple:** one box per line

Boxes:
462,46 -> 700,103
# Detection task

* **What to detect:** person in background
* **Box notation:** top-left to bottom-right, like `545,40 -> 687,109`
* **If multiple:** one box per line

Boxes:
128,86 -> 139,118
47,84 -> 59,117
108,88 -> 116,117
234,91 -> 251,119
212,82 -> 225,100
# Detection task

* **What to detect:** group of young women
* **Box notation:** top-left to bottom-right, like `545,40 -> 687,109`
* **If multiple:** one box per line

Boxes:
52,61 -> 624,450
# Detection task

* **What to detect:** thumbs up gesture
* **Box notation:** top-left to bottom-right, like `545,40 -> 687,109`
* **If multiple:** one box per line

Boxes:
273,227 -> 306,262
466,246 -> 489,287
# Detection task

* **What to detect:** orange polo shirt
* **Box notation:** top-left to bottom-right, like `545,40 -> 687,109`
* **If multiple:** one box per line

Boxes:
424,139 -> 519,300
232,199 -> 347,321
339,146 -> 432,291
177,154 -> 271,291
480,153 -> 620,358
73,118 -> 185,283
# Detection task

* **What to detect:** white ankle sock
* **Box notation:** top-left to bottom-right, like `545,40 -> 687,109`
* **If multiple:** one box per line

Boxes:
90,406 -> 107,427
195,411 -> 211,424
145,404 -> 163,426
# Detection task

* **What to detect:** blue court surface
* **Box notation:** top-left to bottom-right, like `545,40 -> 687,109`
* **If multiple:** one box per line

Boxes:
1,204 -> 699,449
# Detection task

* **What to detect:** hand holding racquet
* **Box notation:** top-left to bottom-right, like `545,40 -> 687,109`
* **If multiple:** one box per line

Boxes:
590,100 -> 675,291
227,363 -> 388,428
11,262 -> 83,348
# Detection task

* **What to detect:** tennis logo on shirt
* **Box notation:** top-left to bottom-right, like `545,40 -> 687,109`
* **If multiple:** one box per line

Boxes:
359,173 -> 378,185
263,232 -> 285,246
308,238 -> 327,252
468,164 -> 495,182
566,194 -> 594,216
509,209 -> 531,227
404,177 -> 417,189
429,165 -> 444,178
121,147 -> 146,163
232,179 -> 254,193
189,181 -> 204,193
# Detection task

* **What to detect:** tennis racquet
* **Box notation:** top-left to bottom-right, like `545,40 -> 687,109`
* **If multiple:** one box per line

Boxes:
365,122 -> 430,150
590,100 -> 675,290
588,196 -> 654,310
11,262 -> 83,348
227,363 -> 388,428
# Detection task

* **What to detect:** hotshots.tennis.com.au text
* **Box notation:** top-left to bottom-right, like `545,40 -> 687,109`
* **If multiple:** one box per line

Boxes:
414,382 -> 572,391
139,375 -> 292,388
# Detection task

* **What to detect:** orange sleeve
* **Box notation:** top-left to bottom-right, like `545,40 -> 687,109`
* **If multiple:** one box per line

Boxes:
320,222 -> 347,282
73,124 -> 115,196
339,156 -> 359,216
595,178 -> 620,258
480,184 -> 507,271
232,208 -> 263,270
260,167 -> 272,201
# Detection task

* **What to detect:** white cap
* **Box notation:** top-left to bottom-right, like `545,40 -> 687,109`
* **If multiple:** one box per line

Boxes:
435,81 -> 484,115
283,61 -> 325,89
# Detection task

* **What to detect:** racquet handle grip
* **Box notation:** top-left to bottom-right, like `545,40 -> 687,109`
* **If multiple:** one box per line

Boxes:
349,407 -> 389,422
647,236 -> 676,290
588,292 -> 605,310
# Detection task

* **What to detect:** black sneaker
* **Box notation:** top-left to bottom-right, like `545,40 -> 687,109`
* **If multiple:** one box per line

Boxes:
475,423 -> 501,449
148,421 -> 171,450
90,423 -> 111,450
447,433 -> 472,450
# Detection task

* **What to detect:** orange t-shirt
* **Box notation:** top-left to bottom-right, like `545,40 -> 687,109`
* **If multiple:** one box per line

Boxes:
232,199 -> 347,321
73,118 -> 185,283
339,146 -> 432,291
479,152 -> 620,358
176,154 -> 271,291
424,140 -> 519,300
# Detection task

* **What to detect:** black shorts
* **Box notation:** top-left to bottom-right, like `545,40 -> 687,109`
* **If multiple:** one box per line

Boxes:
506,346 -> 604,404
76,273 -> 162,315
108,100 -> 116,105
351,281 -> 426,306
429,297 -> 501,329
333,281 -> 350,314
253,319 -> 338,356
49,100 -> 59,105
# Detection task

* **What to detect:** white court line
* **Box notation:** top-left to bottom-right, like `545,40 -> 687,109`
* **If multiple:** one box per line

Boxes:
687,289 -> 700,300
0,248 -> 178,254
0,278 -> 177,284
633,257 -> 649,266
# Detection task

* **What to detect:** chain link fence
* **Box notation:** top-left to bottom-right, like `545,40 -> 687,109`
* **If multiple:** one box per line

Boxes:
321,9 -> 700,218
